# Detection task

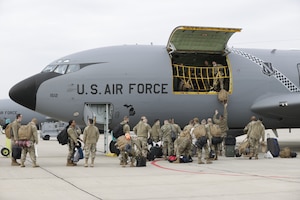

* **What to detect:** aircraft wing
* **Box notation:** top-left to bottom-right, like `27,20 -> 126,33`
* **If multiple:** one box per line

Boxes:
251,93 -> 300,119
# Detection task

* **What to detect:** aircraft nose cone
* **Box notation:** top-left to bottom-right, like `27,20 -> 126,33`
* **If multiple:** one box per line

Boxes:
9,72 -> 61,111
9,74 -> 40,110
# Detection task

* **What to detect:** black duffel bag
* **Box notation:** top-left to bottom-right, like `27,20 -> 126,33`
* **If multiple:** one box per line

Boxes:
195,136 -> 207,148
212,137 -> 223,145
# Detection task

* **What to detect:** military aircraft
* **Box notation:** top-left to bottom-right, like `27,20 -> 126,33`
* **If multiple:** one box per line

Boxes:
8,26 -> 300,137
0,99 -> 51,126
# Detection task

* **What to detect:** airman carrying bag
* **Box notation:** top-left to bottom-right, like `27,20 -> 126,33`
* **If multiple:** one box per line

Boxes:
18,124 -> 32,140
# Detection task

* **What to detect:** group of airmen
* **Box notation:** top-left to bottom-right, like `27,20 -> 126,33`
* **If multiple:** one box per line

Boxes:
115,101 -> 266,167
7,113 -> 100,168
115,103 -> 230,166
6,103 -> 265,168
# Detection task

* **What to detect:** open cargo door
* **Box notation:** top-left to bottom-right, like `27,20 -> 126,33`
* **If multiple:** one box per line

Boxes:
167,26 -> 241,94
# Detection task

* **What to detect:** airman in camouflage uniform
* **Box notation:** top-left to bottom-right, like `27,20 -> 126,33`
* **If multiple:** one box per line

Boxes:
213,103 -> 228,154
20,118 -> 39,167
192,118 -> 212,164
150,119 -> 162,143
244,116 -> 265,159
83,118 -> 100,167
161,120 -> 173,159
133,116 -> 151,157
67,120 -> 82,166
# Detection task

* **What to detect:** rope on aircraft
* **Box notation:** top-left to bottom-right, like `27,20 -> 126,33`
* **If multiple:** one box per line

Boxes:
229,48 -> 300,93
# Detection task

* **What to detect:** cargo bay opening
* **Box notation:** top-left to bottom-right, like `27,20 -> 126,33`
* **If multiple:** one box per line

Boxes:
167,26 -> 241,94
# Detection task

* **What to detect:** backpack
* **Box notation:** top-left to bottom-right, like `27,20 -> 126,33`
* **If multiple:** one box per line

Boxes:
57,127 -> 68,145
112,124 -> 124,138
18,124 -> 32,140
195,136 -> 207,148
210,124 -> 222,137
4,123 -> 12,139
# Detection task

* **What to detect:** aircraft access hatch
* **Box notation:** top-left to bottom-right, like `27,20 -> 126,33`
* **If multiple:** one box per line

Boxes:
167,26 -> 241,95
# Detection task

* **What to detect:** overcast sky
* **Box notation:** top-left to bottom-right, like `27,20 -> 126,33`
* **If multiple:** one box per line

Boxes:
1,0 -> 300,99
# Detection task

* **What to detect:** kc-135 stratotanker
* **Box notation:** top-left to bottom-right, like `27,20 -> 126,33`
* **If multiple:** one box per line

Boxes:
9,26 -> 300,137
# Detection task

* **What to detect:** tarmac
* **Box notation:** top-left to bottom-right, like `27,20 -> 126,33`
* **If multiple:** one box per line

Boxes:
0,129 -> 300,200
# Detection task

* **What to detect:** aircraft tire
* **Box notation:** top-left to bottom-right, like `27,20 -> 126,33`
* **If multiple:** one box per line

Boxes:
109,140 -> 120,156
43,135 -> 50,140
1,147 -> 10,157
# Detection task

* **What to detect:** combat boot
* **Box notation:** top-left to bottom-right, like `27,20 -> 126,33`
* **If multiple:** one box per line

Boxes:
214,154 -> 218,160
84,158 -> 88,167
198,159 -> 205,164
66,159 -> 76,166
90,158 -> 94,167
11,159 -> 20,166
20,162 -> 25,167
32,162 -> 39,168
249,152 -> 253,160
206,159 -> 212,164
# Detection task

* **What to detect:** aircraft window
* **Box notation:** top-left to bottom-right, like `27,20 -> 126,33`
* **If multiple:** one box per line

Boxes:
173,64 -> 230,93
42,65 -> 57,72
54,64 -> 68,74
66,64 -> 80,74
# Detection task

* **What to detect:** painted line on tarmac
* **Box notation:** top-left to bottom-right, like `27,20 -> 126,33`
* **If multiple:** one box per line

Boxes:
150,160 -> 300,183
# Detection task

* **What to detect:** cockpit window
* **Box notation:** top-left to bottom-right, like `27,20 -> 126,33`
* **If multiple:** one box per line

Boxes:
41,63 -> 83,74
66,64 -> 80,74
42,65 -> 57,72
54,64 -> 68,74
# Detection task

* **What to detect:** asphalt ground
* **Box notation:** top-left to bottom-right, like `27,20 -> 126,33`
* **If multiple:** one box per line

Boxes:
0,129 -> 299,200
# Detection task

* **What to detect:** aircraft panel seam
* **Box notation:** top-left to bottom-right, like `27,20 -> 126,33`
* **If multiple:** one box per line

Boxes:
229,48 -> 300,92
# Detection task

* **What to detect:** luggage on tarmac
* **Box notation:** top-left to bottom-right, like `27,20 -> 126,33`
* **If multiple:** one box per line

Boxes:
267,137 -> 280,157
147,146 -> 163,161
224,136 -> 236,145
136,156 -> 146,167
12,145 -> 22,159
225,145 -> 235,157
168,155 -> 177,163
179,155 -> 193,163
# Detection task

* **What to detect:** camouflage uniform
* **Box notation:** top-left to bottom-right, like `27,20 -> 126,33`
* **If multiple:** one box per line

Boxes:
207,120 -> 222,160
150,120 -> 162,142
213,104 -> 228,153
20,120 -> 39,167
173,131 -> 192,163
67,123 -> 81,166
192,123 -> 212,164
133,118 -> 151,157
161,120 -> 173,158
246,120 -> 265,159
117,119 -> 130,165
116,135 -> 142,167
83,123 -> 100,167
183,120 -> 195,156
